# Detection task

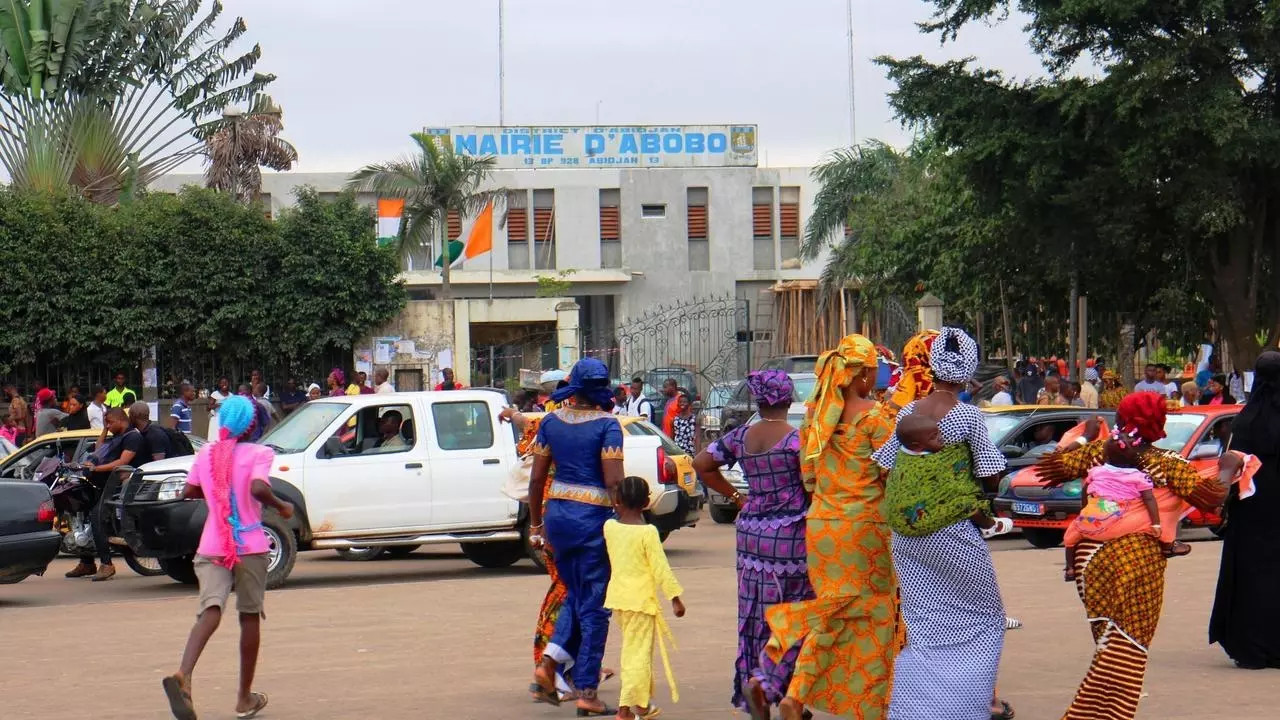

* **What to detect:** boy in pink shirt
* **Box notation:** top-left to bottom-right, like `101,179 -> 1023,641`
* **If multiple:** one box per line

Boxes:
163,396 -> 293,720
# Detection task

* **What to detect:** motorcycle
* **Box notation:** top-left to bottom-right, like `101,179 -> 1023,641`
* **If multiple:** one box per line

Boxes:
33,458 -> 165,577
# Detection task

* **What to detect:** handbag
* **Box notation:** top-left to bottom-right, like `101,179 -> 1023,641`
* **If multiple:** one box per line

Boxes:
502,453 -> 534,502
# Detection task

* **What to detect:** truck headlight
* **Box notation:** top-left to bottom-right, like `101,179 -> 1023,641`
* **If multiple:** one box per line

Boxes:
998,474 -> 1013,496
154,477 -> 188,501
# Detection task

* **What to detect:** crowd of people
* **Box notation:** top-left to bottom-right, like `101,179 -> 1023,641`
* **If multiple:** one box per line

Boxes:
988,354 -> 1248,411
514,333 -> 1277,720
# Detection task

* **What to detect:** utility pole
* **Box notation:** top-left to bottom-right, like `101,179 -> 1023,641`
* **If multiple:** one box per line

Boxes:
498,0 -> 506,126
846,0 -> 856,145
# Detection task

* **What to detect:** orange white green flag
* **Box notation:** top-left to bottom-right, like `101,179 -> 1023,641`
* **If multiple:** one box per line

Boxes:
376,198 -> 404,248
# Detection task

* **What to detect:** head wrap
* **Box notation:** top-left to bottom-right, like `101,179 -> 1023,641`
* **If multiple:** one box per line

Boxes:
207,395 -> 259,569
929,327 -> 980,384
1085,367 -> 1100,384
802,334 -> 878,469
36,388 -> 55,407
330,368 -> 345,386
550,357 -> 615,411
890,329 -> 939,409
1115,392 -> 1167,444
746,370 -> 793,408
1232,351 -> 1280,452
306,383 -> 321,394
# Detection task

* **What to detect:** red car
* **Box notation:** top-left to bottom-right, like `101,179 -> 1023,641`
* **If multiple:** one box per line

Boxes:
993,404 -> 1240,548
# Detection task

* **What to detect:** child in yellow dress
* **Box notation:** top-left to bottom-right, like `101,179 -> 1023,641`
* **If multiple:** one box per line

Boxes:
604,477 -> 686,720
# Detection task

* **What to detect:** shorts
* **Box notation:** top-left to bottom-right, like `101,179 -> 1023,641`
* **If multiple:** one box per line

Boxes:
194,553 -> 269,616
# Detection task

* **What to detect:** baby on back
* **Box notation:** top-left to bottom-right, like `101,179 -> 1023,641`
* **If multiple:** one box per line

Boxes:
886,414 -> 1013,538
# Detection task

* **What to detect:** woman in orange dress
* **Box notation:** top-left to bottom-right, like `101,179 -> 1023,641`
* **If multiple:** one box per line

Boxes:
759,334 -> 900,719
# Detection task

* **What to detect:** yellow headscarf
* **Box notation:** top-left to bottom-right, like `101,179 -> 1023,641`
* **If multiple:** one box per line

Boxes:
890,329 -> 940,410
801,334 -> 879,466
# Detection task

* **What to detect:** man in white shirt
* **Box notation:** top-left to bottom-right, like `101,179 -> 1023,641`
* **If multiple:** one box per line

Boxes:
990,376 -> 1014,406
1080,368 -> 1100,409
87,386 -> 107,430
1133,364 -> 1168,395
624,377 -> 654,419
374,368 -> 395,394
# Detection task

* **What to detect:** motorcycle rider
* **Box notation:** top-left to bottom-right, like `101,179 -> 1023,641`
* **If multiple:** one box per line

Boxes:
65,408 -> 143,581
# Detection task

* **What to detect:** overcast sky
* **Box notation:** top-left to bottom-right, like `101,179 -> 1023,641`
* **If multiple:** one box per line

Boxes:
218,0 -> 1043,171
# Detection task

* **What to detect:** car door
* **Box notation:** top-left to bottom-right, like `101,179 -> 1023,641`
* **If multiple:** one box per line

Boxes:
426,395 -> 518,529
300,400 -> 432,536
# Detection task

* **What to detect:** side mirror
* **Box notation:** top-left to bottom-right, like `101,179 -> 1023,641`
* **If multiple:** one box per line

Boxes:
1001,445 -> 1026,459
1189,444 -> 1220,461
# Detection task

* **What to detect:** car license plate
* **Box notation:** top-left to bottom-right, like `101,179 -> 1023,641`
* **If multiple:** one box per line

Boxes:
1012,501 -> 1044,516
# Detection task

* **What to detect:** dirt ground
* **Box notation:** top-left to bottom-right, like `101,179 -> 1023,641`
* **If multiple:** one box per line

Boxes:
0,523 -> 1273,719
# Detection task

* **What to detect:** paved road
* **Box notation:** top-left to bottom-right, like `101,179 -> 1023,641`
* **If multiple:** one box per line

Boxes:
1,523 -> 1271,719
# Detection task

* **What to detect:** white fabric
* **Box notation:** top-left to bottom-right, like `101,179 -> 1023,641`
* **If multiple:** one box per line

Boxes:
624,395 -> 653,418
87,402 -> 105,430
376,382 -> 395,394
990,391 -> 1013,407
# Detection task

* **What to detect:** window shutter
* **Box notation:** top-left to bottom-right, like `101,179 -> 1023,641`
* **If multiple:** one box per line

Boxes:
687,205 -> 707,239
599,206 -> 620,240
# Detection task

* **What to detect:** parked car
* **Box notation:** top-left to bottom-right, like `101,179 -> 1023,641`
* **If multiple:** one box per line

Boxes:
644,367 -> 698,401
0,429 -> 207,481
0,478 -> 60,584
707,402 -> 806,524
760,355 -> 820,374
993,405 -> 1239,548
696,381 -> 739,451
111,392 -> 703,589
719,373 -> 817,434
980,406 -> 1116,498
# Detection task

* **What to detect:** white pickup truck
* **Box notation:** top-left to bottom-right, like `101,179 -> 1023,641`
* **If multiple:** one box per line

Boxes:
112,390 -> 701,588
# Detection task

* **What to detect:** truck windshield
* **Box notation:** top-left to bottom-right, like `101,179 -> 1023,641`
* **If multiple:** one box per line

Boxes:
259,402 -> 346,454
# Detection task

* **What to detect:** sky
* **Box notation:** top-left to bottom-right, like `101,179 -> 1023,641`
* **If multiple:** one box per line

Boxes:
217,0 -> 1046,171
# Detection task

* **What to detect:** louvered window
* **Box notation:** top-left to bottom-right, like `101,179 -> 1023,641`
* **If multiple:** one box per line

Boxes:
507,190 -> 529,269
447,208 -> 462,240
687,187 -> 709,271
600,189 -> 621,269
752,186 -> 775,270
533,189 -> 555,270
780,186 -> 800,266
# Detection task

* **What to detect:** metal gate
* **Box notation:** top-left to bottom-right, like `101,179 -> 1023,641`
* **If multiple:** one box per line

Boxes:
879,296 -> 916,357
615,296 -> 750,394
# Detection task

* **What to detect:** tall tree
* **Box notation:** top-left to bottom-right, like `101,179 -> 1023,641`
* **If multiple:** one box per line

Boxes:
202,93 -> 297,203
0,0 -> 277,203
346,132 -> 497,299
886,0 -> 1280,368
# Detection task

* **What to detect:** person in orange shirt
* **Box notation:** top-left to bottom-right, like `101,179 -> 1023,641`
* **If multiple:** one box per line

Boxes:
659,379 -> 679,436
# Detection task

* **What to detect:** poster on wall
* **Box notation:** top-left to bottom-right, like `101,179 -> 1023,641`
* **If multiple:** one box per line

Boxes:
373,337 -> 398,365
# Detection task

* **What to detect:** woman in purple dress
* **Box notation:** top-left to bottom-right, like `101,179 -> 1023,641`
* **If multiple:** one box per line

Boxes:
694,370 -> 815,717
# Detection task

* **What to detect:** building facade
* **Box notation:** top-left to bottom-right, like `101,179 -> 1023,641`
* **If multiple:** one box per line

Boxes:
155,132 -> 838,390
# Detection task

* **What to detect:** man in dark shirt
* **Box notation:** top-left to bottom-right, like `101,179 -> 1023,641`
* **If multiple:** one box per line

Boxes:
1016,360 -> 1045,405
280,379 -> 307,415
68,408 -> 143,582
129,402 -> 171,462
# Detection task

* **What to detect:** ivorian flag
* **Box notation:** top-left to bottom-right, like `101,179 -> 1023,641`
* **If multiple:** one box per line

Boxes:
436,201 -> 494,268
376,198 -> 403,247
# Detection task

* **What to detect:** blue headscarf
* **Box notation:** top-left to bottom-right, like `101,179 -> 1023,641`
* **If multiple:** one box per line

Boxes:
550,358 -> 615,411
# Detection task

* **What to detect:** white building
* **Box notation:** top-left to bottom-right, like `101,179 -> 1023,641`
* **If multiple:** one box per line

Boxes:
154,125 -> 845,390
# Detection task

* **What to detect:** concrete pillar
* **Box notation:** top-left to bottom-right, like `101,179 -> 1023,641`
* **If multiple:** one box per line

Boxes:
556,300 -> 581,370
916,293 -> 944,332
452,300 -> 471,386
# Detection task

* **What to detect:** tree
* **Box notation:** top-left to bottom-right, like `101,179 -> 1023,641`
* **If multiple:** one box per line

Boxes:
202,93 -> 297,203
0,0 -> 277,203
885,0 -> 1280,369
346,132 -> 497,298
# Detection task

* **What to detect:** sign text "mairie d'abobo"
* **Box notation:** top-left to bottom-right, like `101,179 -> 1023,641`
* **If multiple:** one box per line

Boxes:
424,125 -> 758,169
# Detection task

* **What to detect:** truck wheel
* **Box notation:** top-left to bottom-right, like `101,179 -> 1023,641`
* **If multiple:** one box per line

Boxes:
709,504 -> 739,525
335,547 -> 386,561
461,541 -> 524,568
262,513 -> 298,590
159,556 -> 198,585
123,553 -> 167,577
1023,528 -> 1065,549
384,545 -> 420,558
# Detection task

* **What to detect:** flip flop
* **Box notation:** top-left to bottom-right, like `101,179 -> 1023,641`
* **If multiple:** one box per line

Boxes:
529,682 -> 562,706
742,678 -> 771,720
990,700 -> 1016,719
162,674 -> 197,720
1165,541 -> 1192,558
236,692 -> 269,719
575,705 -> 618,717
1004,616 -> 1024,630
638,706 -> 663,719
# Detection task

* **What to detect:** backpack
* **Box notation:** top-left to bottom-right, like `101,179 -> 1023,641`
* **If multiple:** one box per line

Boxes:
162,426 -> 195,457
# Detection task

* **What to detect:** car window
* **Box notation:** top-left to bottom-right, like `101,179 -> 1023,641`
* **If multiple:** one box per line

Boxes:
1155,414 -> 1207,452
789,358 -> 817,374
792,377 -> 816,403
365,405 -> 416,454
433,401 -> 493,450
265,401 -> 345,454
628,420 -> 686,454
732,382 -> 751,404
1015,421 -> 1077,456
0,441 -> 58,479
983,414 -> 1026,446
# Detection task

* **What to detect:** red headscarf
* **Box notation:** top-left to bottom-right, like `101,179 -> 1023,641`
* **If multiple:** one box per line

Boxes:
1116,392 -> 1168,444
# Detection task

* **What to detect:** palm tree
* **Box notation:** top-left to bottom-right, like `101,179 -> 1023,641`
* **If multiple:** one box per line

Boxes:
346,132 -> 497,298
202,94 -> 298,203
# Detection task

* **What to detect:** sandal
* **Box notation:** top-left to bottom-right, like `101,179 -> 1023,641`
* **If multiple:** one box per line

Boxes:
576,705 -> 618,717
1004,616 -> 1023,630
236,692 -> 269,719
638,706 -> 663,719
1164,541 -> 1192,558
162,674 -> 197,720
529,682 -> 561,706
990,700 -> 1016,719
